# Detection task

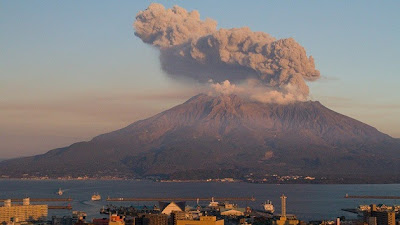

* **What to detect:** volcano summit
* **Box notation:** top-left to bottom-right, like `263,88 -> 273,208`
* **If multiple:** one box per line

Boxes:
1,94 -> 399,183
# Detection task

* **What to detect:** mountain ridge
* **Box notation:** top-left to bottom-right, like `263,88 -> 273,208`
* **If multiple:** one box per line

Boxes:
1,94 -> 399,182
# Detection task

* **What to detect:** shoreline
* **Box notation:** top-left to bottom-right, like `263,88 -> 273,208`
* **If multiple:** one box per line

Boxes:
0,178 -> 399,185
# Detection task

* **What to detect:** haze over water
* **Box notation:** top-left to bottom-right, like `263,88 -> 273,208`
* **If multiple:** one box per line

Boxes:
1,180 -> 399,221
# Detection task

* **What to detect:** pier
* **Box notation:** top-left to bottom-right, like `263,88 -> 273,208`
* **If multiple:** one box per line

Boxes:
106,197 -> 255,202
345,195 -> 400,199
48,205 -> 73,210
0,198 -> 72,202
341,208 -> 359,214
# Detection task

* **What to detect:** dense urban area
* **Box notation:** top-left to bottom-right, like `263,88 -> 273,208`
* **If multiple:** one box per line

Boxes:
1,194 -> 399,225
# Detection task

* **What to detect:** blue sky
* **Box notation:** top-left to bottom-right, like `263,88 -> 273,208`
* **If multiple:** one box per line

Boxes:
1,1 -> 399,158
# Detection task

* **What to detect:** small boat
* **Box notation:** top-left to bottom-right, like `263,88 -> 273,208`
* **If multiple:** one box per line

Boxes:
57,188 -> 63,196
263,200 -> 274,213
91,193 -> 101,201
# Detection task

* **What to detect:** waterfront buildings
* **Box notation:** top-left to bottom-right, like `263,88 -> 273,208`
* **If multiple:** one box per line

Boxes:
366,204 -> 396,225
170,211 -> 202,225
159,202 -> 185,216
176,216 -> 224,225
220,208 -> 245,216
0,198 -> 48,223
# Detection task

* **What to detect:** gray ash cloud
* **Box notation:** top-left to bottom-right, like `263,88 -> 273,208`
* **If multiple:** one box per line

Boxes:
134,3 -> 320,103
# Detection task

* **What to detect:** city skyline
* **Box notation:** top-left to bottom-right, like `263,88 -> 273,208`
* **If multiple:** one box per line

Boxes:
1,1 -> 400,158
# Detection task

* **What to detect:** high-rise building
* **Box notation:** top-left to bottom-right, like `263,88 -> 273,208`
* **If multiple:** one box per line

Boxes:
367,204 -> 396,225
0,198 -> 48,223
368,217 -> 377,225
371,211 -> 395,225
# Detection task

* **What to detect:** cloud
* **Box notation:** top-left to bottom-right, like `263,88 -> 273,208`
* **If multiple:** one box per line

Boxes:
209,80 -> 239,95
209,79 -> 306,104
134,3 -> 217,47
134,3 -> 320,102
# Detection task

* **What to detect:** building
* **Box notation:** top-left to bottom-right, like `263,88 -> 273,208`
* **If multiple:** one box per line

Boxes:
368,217 -> 377,225
109,214 -> 125,225
370,210 -> 395,225
72,211 -> 87,223
52,216 -> 73,225
170,211 -> 202,225
272,195 -> 299,225
159,202 -> 185,216
92,218 -> 109,225
220,208 -> 245,216
0,198 -> 48,223
170,211 -> 187,225
136,214 -> 168,225
176,216 -> 223,225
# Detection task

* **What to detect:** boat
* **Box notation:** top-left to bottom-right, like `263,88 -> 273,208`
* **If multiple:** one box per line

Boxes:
57,188 -> 63,196
91,193 -> 101,201
263,200 -> 274,213
208,197 -> 219,207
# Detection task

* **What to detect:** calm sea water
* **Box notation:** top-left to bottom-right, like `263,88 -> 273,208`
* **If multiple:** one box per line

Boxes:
0,180 -> 399,221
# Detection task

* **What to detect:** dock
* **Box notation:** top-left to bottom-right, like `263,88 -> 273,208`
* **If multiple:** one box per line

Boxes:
345,195 -> 400,199
0,198 -> 72,202
106,197 -> 255,202
341,208 -> 359,214
48,205 -> 73,210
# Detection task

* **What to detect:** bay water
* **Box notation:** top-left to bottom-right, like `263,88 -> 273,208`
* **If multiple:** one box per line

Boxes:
0,180 -> 399,221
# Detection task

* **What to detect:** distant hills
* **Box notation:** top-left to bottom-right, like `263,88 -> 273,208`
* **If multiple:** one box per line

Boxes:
0,94 -> 399,183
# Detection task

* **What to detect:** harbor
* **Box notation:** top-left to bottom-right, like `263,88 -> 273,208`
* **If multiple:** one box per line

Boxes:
0,198 -> 72,202
345,194 -> 400,199
1,180 -> 400,221
106,197 -> 255,202
48,205 -> 73,210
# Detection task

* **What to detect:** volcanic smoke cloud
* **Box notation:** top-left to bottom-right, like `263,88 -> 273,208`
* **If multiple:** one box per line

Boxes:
134,3 -> 320,103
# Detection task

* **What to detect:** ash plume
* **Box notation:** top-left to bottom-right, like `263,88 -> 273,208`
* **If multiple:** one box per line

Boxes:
134,3 -> 320,103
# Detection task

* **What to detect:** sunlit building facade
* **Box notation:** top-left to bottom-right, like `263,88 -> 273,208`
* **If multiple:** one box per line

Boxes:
0,198 -> 48,223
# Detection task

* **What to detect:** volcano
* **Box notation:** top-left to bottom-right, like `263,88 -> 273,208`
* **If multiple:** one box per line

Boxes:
1,94 -> 399,182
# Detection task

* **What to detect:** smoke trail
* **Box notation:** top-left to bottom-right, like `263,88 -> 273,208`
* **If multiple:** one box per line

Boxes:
134,3 -> 320,103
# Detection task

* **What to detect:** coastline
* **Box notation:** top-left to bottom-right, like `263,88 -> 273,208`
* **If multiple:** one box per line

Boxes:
1,177 -> 399,185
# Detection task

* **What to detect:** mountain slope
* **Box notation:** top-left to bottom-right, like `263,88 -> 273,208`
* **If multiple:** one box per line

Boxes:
1,94 -> 399,181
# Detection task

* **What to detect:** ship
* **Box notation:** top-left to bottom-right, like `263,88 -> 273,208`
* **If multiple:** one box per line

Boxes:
57,188 -> 63,196
91,193 -> 101,201
263,200 -> 274,213
208,197 -> 219,207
